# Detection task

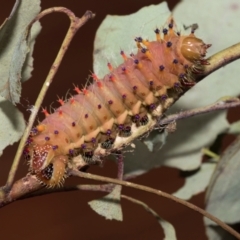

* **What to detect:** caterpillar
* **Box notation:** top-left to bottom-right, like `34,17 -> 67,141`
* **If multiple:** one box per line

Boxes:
24,17 -> 211,187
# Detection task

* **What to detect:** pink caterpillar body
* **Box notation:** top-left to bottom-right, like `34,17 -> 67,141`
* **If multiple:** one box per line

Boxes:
24,18 -> 211,187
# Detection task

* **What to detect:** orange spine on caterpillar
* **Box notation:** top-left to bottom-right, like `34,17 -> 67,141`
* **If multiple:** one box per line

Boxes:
24,17 -> 211,187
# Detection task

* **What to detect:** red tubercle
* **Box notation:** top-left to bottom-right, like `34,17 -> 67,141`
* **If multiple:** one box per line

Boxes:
109,74 -> 116,82
121,66 -> 127,73
140,46 -> 152,60
58,110 -> 63,116
57,97 -> 65,106
167,18 -> 176,37
142,39 -> 149,47
96,81 -> 103,88
42,108 -> 49,117
107,62 -> 113,71
70,97 -> 75,104
136,42 -> 141,49
73,84 -> 81,94
135,37 -> 142,49
120,50 -> 127,61
92,73 -> 99,81
134,59 -> 143,69
91,72 -> 103,87
82,88 -> 88,95
154,28 -> 161,42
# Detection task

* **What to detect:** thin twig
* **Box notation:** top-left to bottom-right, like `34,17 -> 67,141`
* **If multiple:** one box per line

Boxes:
4,8 -> 95,191
23,184 -> 112,200
70,169 -> 240,240
159,97 -> 240,126
121,194 -> 165,220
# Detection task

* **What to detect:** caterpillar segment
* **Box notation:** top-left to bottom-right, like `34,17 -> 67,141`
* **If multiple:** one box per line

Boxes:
24,17 -> 211,187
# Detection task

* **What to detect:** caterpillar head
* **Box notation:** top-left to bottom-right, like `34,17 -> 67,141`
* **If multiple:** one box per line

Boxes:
28,144 -> 67,187
181,36 -> 211,62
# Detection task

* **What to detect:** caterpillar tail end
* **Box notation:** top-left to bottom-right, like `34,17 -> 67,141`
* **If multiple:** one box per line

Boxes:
28,144 -> 68,187
36,155 -> 68,188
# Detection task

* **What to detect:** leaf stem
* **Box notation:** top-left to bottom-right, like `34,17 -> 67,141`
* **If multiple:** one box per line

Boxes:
4,8 -> 95,191
159,97 -> 240,126
70,169 -> 240,240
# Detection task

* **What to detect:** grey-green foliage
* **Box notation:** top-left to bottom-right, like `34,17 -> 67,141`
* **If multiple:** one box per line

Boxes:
0,95 -> 25,156
0,0 -> 41,157
204,135 -> 240,239
88,185 -> 123,221
88,185 -> 177,239
93,1 -> 240,237
205,135 -> 240,225
0,0 -> 41,104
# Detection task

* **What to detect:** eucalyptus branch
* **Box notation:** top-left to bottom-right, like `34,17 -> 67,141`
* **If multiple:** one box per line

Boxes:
4,8 -> 95,191
70,169 -> 240,240
0,174 -> 42,207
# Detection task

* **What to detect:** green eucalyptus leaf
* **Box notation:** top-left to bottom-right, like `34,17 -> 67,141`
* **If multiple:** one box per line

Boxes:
0,0 -> 41,104
88,185 -> 123,221
0,95 -> 25,156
